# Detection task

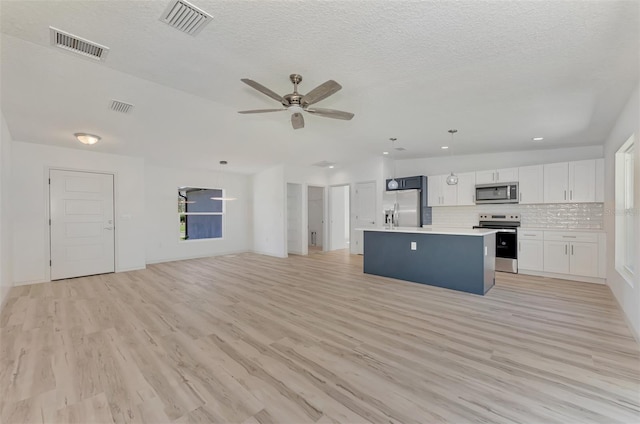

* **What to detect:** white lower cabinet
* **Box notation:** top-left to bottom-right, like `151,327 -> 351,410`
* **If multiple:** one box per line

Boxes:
518,230 -> 544,271
519,229 -> 604,282
541,231 -> 601,279
543,240 -> 571,274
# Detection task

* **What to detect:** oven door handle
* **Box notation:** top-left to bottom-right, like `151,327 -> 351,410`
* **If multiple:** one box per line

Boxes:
494,229 -> 517,233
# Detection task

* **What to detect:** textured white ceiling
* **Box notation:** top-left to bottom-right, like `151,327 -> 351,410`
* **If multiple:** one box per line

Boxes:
1,0 -> 638,173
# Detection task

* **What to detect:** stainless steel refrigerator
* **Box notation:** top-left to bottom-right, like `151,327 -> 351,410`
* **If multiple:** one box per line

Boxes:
383,189 -> 421,227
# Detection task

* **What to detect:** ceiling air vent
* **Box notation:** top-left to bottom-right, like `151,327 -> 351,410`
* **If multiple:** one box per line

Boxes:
394,147 -> 406,151
160,0 -> 213,36
110,100 -> 134,114
49,27 -> 109,61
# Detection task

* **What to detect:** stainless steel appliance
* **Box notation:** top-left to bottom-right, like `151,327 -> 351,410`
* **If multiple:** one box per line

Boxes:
383,189 -> 421,227
473,213 -> 520,273
475,182 -> 519,204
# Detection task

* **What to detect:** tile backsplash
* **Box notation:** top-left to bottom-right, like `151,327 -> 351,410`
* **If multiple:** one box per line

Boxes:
432,203 -> 604,229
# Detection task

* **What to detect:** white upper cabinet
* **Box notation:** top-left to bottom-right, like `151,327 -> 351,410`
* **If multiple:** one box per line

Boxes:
427,175 -> 457,206
518,165 -> 544,204
496,167 -> 519,183
476,168 -> 518,184
595,158 -> 604,202
456,172 -> 476,206
543,162 -> 570,203
427,175 -> 440,206
475,170 -> 496,185
544,160 -> 597,203
569,160 -> 596,202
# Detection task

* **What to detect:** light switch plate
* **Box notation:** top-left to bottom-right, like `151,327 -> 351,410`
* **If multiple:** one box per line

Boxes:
411,241 -> 417,250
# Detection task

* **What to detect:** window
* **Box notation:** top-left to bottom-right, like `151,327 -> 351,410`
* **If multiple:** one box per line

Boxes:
178,187 -> 223,240
615,134 -> 635,283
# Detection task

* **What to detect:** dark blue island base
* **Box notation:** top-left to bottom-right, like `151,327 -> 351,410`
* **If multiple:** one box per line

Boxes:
363,230 -> 496,295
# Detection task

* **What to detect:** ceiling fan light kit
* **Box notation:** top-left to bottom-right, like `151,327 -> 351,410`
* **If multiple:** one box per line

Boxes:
238,73 -> 354,129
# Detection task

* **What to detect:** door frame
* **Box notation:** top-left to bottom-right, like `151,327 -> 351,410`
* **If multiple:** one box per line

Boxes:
45,166 -> 118,282
328,183 -> 351,251
307,184 -> 328,253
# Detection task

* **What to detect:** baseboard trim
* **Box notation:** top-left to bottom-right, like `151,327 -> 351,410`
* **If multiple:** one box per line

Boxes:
116,266 -> 146,273
518,269 -> 605,284
146,250 -> 250,265
251,249 -> 287,258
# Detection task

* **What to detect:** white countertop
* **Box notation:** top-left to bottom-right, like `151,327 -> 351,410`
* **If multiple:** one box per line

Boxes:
518,227 -> 605,233
358,226 -> 498,236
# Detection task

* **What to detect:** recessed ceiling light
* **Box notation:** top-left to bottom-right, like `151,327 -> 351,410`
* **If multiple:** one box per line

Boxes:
74,133 -> 101,145
383,151 -> 389,155
441,146 -> 449,149
328,165 -> 335,169
532,137 -> 544,141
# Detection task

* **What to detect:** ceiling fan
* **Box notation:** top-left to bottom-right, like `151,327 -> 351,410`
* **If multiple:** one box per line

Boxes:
238,74 -> 354,129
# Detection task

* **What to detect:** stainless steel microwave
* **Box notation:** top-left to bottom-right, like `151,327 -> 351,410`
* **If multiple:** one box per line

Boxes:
475,182 -> 519,204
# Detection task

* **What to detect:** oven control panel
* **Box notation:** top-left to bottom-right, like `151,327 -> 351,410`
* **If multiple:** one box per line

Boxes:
479,213 -> 520,221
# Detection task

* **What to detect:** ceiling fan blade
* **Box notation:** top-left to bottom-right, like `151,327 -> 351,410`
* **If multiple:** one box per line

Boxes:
302,80 -> 342,106
238,108 -> 285,114
240,78 -> 283,103
305,107 -> 354,120
291,112 -> 304,129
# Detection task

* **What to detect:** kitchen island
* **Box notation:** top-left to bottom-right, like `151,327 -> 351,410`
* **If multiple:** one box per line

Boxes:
361,227 -> 497,295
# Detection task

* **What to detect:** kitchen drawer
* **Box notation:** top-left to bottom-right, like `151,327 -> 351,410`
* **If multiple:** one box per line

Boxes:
544,231 -> 599,243
518,229 -> 543,239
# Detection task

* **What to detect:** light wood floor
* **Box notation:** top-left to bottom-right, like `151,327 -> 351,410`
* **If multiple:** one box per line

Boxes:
1,251 -> 639,424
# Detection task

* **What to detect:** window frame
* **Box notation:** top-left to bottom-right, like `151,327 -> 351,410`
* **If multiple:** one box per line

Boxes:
614,134 -> 635,285
178,187 -> 225,241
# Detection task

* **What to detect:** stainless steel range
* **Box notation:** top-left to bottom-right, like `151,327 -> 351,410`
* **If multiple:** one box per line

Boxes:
473,213 -> 520,273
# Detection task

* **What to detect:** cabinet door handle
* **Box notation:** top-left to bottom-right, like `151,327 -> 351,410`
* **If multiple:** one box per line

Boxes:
564,190 -> 567,200
571,245 -> 574,255
518,242 -> 521,252
570,190 -> 573,200
492,172 -> 496,182
520,192 -> 522,202
565,244 -> 568,255
496,171 -> 500,181
562,235 -> 576,238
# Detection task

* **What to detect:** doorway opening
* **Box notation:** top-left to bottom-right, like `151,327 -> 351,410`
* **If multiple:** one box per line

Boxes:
329,184 -> 350,251
287,183 -> 303,255
307,186 -> 325,253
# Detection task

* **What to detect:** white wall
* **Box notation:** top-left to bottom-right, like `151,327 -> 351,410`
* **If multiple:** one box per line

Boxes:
145,165 -> 252,264
11,141 -> 146,285
330,157 -> 385,254
396,145 -> 604,177
602,83 -> 640,340
0,112 -> 13,309
253,165 -> 286,257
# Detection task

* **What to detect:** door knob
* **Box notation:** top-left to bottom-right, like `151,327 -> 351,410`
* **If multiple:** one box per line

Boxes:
104,227 -> 114,230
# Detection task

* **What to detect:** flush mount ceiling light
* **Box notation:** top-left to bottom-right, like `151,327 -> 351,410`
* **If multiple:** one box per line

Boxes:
532,137 -> 544,141
387,138 -> 399,190
74,133 -> 101,145
441,146 -> 449,149
446,129 -> 459,186
382,151 -> 389,155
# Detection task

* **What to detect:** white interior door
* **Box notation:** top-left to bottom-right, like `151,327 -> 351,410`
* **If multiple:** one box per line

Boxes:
50,170 -> 115,280
353,181 -> 377,255
287,183 -> 303,255
330,185 -> 349,250
307,186 -> 324,248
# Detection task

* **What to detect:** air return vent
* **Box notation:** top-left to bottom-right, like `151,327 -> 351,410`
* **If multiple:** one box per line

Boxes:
160,0 -> 213,36
110,100 -> 134,114
49,27 -> 109,61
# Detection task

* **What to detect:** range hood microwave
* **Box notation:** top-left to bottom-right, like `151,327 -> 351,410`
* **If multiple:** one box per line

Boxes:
475,182 -> 519,204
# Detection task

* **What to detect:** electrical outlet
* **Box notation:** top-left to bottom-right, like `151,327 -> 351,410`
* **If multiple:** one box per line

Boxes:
411,241 -> 417,250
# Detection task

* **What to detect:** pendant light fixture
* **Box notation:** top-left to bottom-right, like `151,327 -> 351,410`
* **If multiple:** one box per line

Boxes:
446,129 -> 459,186
210,160 -> 237,201
387,137 -> 399,190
